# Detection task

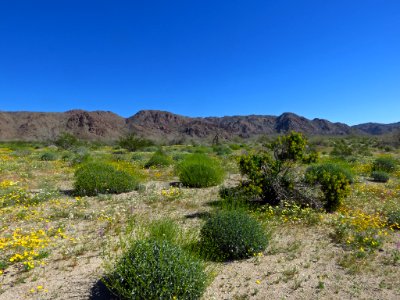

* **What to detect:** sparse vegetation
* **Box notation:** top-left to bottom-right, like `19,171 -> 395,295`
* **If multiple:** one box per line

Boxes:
1,135 -> 400,299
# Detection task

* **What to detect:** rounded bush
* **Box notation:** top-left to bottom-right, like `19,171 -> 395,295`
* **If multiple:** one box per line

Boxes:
144,150 -> 172,168
305,163 -> 353,212
105,239 -> 207,299
177,154 -> 225,188
74,162 -> 139,196
371,171 -> 390,183
372,157 -> 397,173
200,210 -> 268,261
40,152 -> 57,161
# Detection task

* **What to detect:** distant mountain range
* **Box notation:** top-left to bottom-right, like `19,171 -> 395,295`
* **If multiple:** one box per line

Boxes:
0,109 -> 399,142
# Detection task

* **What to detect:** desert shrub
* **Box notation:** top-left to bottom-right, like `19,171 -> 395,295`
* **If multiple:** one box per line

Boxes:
144,149 -> 172,168
131,152 -> 146,162
104,239 -> 207,299
387,210 -> 400,229
74,162 -> 139,196
371,171 -> 390,183
200,210 -> 268,261
55,132 -> 80,150
118,133 -> 154,152
302,150 -> 319,164
238,153 -> 292,205
228,143 -> 241,150
177,154 -> 225,188
141,146 -> 159,152
40,151 -> 57,161
172,152 -> 189,162
331,139 -> 353,159
270,131 -> 307,161
305,163 -> 353,212
372,156 -> 397,173
213,144 -> 232,156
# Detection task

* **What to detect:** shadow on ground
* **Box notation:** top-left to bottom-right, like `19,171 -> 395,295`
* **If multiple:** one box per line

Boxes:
89,279 -> 118,300
185,211 -> 211,220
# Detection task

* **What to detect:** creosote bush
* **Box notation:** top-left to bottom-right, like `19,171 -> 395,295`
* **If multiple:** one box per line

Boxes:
270,131 -> 307,161
54,132 -> 80,150
144,149 -> 172,168
40,152 -> 57,161
74,162 -> 139,196
305,163 -> 353,212
118,133 -> 154,152
372,156 -> 397,173
177,154 -> 225,188
104,239 -> 207,300
371,171 -> 390,183
200,210 -> 268,261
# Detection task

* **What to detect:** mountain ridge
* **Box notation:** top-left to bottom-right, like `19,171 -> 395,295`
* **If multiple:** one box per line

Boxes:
0,109 -> 398,141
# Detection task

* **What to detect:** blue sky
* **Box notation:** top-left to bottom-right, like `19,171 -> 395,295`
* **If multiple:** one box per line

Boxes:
0,0 -> 399,125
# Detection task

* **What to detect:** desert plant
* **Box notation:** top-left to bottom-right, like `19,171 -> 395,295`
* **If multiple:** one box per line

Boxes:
213,144 -> 232,156
270,131 -> 307,161
238,152 -> 296,205
387,210 -> 400,229
331,139 -> 353,159
200,210 -> 268,261
144,149 -> 172,168
177,154 -> 225,188
302,150 -> 319,164
104,239 -> 207,299
118,133 -> 154,152
74,162 -> 139,196
305,163 -> 353,212
40,151 -> 57,161
372,156 -> 397,173
371,171 -> 390,183
148,218 -> 180,244
54,132 -> 80,150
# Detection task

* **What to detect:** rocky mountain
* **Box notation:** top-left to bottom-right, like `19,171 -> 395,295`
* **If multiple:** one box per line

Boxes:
0,109 -> 396,142
353,122 -> 400,135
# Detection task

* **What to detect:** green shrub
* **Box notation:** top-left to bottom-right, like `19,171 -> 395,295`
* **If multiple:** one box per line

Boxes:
144,149 -> 172,168
213,144 -> 232,156
200,210 -> 268,261
55,132 -> 80,150
104,239 -> 207,299
372,156 -> 397,173
305,163 -> 353,212
270,131 -> 307,161
387,210 -> 400,229
330,139 -> 353,158
118,133 -> 154,152
40,152 -> 57,161
177,154 -> 225,188
228,143 -> 241,150
302,151 -> 319,164
74,162 -> 139,196
238,153 -> 291,205
371,171 -> 390,183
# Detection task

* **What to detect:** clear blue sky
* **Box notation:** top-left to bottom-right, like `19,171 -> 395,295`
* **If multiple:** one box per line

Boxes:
0,1 -> 399,125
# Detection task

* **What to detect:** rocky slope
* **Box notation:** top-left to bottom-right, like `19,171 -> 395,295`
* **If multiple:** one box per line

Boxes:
0,109 -> 396,142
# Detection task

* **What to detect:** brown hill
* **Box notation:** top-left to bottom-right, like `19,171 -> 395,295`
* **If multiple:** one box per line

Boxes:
0,109 -> 386,142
